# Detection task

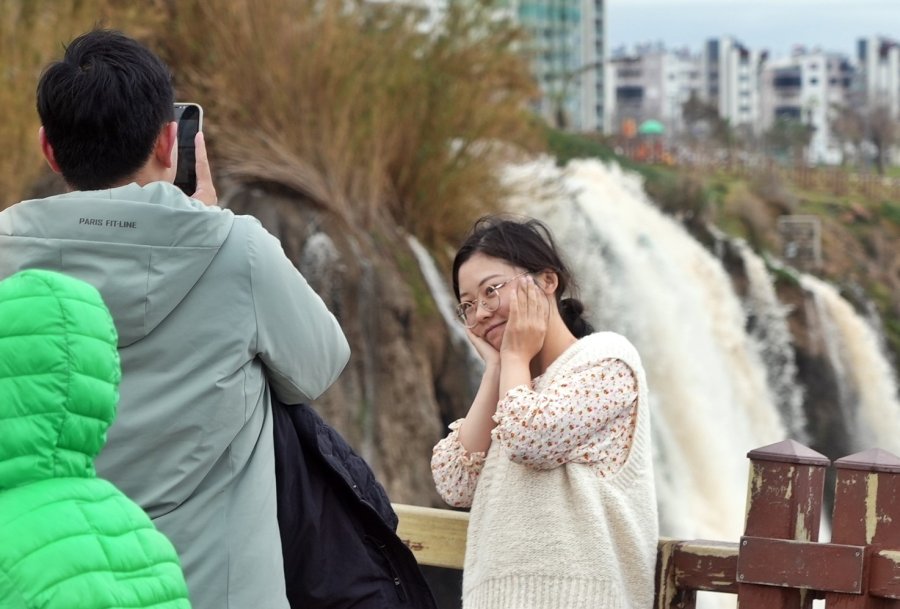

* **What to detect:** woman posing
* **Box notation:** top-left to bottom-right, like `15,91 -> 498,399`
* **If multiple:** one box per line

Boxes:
432,216 -> 658,609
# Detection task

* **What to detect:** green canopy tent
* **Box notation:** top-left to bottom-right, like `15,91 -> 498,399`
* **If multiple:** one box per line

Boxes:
633,119 -> 670,164
638,119 -> 665,136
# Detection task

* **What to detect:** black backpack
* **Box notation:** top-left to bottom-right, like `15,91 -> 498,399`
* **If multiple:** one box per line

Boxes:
272,399 -> 438,609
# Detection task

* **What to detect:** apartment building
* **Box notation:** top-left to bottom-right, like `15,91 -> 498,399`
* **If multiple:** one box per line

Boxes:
606,45 -> 702,136
857,36 -> 900,119
701,36 -> 765,135
606,37 -> 764,139
503,0 -> 606,132
759,49 -> 854,164
596,30 -> 898,166
578,0 -> 606,132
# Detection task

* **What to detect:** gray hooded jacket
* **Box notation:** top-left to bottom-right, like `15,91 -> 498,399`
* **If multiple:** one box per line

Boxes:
0,182 -> 351,609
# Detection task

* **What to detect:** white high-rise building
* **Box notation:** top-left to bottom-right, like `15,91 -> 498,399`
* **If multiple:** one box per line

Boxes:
759,49 -> 854,164
702,36 -> 765,134
857,36 -> 900,119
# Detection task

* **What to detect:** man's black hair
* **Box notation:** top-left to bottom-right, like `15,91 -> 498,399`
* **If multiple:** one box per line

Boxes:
36,29 -> 175,191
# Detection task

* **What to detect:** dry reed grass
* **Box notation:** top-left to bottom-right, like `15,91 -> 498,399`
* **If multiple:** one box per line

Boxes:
3,0 -> 541,246
157,0 -> 541,244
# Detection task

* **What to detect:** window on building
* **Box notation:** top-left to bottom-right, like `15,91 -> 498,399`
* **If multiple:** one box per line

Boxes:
617,86 -> 644,101
775,106 -> 802,120
774,74 -> 802,88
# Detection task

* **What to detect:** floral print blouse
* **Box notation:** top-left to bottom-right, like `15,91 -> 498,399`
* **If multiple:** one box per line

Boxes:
431,358 -> 638,508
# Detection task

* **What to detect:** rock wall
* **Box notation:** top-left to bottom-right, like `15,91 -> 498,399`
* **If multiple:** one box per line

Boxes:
224,181 -> 474,508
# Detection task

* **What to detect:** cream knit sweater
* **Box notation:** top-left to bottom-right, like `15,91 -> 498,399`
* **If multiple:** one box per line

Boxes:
462,332 -> 658,609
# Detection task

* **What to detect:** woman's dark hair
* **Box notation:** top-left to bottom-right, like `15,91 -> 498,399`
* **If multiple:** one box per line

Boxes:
36,29 -> 175,191
452,215 -> 594,338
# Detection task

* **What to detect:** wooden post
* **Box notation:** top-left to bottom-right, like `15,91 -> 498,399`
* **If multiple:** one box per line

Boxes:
736,440 -> 829,609
656,539 -> 697,609
824,449 -> 900,609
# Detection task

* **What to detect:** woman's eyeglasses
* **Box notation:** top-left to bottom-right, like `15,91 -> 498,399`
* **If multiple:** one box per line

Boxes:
456,271 -> 531,328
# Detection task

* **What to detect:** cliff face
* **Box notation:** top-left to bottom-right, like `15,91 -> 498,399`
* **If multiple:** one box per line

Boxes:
15,167 -> 898,609
777,206 -> 900,460
24,168 -> 898,505
225,182 -> 473,508
21,171 -> 472,508
225,172 -> 900,507
690,195 -> 900,463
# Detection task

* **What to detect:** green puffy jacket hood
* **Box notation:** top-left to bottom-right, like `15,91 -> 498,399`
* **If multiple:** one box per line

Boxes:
0,269 -> 120,491
0,269 -> 191,608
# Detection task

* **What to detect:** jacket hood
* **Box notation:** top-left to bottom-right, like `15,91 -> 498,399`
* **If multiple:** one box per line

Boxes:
0,269 -> 121,490
0,182 -> 235,346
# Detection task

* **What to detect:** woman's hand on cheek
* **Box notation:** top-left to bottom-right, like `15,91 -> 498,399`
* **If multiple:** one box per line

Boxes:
467,327 -> 500,367
500,275 -> 547,363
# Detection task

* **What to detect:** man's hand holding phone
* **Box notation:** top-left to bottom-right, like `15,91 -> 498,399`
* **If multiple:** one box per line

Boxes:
190,131 -> 217,206
174,102 -> 217,206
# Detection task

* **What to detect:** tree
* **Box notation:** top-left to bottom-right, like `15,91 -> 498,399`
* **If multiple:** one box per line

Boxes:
765,118 -> 814,166
681,91 -> 720,143
545,61 -> 602,130
680,91 -> 735,159
866,104 -> 898,175
829,102 -> 865,167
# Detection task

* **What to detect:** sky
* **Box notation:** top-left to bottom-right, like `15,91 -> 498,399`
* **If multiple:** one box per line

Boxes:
607,0 -> 899,59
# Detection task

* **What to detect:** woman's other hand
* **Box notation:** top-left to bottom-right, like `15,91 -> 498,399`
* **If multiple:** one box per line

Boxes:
500,275 -> 548,365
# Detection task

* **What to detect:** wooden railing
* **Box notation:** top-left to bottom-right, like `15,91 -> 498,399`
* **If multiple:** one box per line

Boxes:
394,440 -> 900,608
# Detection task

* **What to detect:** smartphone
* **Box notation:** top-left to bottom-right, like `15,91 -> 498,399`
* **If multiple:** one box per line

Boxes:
173,102 -> 203,195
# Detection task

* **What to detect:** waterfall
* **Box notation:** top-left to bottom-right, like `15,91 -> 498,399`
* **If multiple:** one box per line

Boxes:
799,273 -> 900,454
500,157 -> 787,540
406,234 -> 484,395
408,154 -> 899,609
720,234 -> 808,442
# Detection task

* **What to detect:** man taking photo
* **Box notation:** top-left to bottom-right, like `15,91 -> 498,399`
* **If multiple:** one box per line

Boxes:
0,29 -> 351,609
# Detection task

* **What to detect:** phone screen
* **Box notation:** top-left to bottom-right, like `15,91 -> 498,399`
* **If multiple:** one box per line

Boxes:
174,103 -> 203,195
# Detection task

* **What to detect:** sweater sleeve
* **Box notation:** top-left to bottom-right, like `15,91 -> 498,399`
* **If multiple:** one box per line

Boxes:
491,358 -> 638,471
431,420 -> 487,508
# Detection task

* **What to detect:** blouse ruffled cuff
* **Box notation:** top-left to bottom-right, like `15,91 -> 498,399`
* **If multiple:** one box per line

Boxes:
441,419 -> 487,470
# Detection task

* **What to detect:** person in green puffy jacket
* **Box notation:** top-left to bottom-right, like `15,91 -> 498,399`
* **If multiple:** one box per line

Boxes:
0,269 -> 191,609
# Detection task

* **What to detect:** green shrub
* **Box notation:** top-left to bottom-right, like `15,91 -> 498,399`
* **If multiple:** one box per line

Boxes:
879,201 -> 900,226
